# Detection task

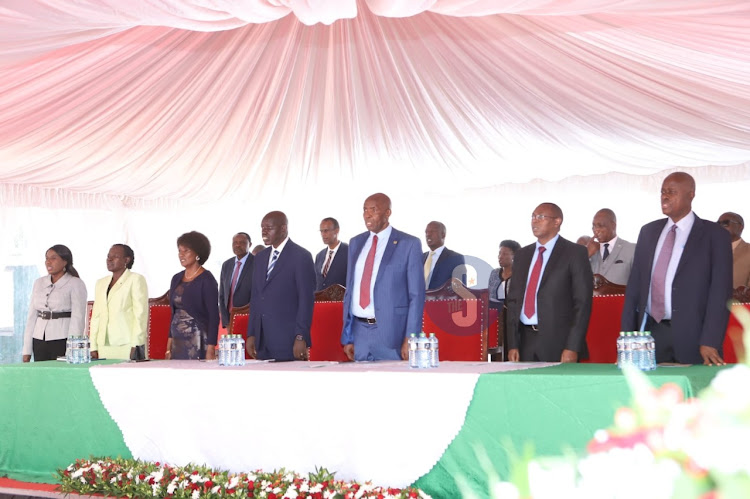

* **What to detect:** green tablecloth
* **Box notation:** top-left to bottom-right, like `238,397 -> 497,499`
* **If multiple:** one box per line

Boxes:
0,361 -> 723,498
415,363 -> 724,498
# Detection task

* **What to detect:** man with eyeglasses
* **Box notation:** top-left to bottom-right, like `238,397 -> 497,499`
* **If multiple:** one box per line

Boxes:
622,172 -> 732,366
506,203 -> 593,363
717,212 -> 750,288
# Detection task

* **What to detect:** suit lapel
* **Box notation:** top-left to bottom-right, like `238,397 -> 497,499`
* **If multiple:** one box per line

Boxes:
644,220 -> 668,275
376,229 -> 398,281
107,270 -> 129,303
675,216 -> 704,277
540,239 -> 564,287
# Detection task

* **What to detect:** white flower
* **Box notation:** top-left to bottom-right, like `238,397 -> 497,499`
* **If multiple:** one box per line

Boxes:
212,485 -> 220,494
110,477 -> 117,484
285,473 -> 295,482
229,476 -> 240,489
189,473 -> 201,483
323,490 -> 337,499
300,482 -> 310,492
72,469 -> 84,479
79,477 -> 86,484
152,484 -> 161,496
191,490 -> 200,499
167,482 -> 177,494
283,486 -> 299,498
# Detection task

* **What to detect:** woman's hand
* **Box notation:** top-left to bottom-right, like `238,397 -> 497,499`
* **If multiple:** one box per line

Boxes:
22,355 -> 31,363
91,350 -> 99,360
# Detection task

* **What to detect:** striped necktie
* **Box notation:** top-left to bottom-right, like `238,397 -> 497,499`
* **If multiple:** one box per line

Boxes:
266,250 -> 279,280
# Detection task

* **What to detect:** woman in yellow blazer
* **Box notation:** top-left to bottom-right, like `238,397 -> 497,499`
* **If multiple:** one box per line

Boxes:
90,244 -> 148,360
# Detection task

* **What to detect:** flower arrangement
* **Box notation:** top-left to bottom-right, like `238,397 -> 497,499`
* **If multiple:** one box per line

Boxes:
57,458 -> 426,498
490,307 -> 750,499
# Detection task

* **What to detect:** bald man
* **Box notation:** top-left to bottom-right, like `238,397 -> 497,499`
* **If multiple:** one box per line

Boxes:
586,208 -> 635,285
622,172 -> 732,365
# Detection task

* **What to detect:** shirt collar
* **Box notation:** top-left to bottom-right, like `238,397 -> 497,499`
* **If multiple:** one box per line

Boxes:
272,237 -> 290,254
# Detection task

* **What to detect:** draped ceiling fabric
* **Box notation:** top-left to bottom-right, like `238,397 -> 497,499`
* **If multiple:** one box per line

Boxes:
1,1 -> 750,207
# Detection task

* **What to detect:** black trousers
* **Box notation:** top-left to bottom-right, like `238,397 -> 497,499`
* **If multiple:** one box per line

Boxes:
32,338 -> 67,362
645,315 -> 675,363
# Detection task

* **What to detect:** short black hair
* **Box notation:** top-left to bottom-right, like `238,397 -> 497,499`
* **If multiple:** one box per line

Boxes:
112,243 -> 136,269
236,232 -> 252,244
499,240 -> 521,254
321,217 -> 339,230
177,231 -> 212,264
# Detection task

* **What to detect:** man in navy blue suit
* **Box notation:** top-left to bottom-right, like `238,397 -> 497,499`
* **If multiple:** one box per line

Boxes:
622,172 -> 733,365
341,193 -> 425,361
314,217 -> 348,291
246,211 -> 316,361
218,232 -> 254,328
423,221 -> 466,290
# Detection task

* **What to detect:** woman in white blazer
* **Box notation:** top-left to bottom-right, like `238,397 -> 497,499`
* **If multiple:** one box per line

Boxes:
22,245 -> 87,362
90,244 -> 149,360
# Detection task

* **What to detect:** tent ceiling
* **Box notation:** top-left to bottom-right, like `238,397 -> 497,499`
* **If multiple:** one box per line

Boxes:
1,1 -> 749,205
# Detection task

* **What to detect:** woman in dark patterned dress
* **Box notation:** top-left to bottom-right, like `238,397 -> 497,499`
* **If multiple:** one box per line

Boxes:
165,231 -> 219,360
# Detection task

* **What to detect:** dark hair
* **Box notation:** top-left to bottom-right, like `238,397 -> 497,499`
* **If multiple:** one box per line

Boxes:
236,232 -> 252,244
321,217 -> 339,230
177,231 -> 212,264
48,244 -> 79,278
112,243 -> 135,269
499,240 -> 521,254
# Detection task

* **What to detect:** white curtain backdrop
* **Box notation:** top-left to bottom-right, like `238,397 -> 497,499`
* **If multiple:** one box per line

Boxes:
1,1 -> 749,354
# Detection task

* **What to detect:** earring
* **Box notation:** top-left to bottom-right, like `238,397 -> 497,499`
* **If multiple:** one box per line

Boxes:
196,256 -> 200,261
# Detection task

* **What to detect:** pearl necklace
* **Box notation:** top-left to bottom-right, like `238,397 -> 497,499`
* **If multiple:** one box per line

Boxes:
185,266 -> 203,281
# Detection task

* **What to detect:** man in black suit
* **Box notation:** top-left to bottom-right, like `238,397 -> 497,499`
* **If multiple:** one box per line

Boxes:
218,232 -> 254,328
622,172 -> 732,365
314,217 -> 348,291
246,211 -> 316,361
423,221 -> 466,290
506,203 -> 593,362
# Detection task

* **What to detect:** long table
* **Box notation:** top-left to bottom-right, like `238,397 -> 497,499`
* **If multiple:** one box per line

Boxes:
0,361 -> 724,498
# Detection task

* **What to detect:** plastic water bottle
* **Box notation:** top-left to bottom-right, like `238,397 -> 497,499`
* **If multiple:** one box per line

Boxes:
237,335 -> 246,366
218,335 -> 226,366
616,332 -> 626,369
631,331 -> 642,369
644,331 -> 656,371
429,333 -> 439,368
416,333 -> 430,368
82,336 -> 91,363
229,335 -> 237,366
408,334 -> 418,368
622,332 -> 633,368
66,336 -> 73,363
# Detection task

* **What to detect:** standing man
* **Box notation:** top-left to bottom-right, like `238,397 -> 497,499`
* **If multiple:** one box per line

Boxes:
341,193 -> 425,361
586,209 -> 635,285
717,212 -> 750,288
314,217 -> 348,291
506,203 -> 593,362
423,221 -> 466,290
622,172 -> 732,365
218,232 -> 254,329
247,212 -> 316,361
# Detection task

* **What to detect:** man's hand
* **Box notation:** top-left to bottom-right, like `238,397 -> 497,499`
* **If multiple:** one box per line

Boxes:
508,349 -> 519,362
246,336 -> 257,359
293,338 -> 308,361
91,350 -> 99,360
343,344 -> 354,361
401,337 -> 409,361
205,345 -> 216,360
586,239 -> 600,258
699,345 -> 725,366
561,349 -> 578,363
22,355 -> 31,363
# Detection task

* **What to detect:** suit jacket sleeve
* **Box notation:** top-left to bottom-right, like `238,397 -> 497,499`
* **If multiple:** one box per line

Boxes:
131,273 -> 149,346
405,236 -> 426,336
621,226 -> 648,331
566,243 -> 594,352
218,259 -> 230,327
700,226 -> 733,349
89,278 -> 105,350
295,248 -> 316,345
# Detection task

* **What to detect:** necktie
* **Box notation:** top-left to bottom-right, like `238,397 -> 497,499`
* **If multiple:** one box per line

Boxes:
650,225 -> 677,323
322,249 -> 333,279
359,235 -> 378,308
424,251 -> 435,287
228,260 -> 241,309
602,243 -> 610,261
523,247 -> 546,319
266,250 -> 279,280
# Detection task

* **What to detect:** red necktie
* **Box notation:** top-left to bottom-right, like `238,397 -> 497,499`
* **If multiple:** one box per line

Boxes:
523,247 -> 546,319
359,235 -> 378,308
228,260 -> 241,310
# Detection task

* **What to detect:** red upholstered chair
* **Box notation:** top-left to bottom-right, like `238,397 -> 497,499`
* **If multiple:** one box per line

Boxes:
85,300 -> 94,336
229,304 -> 250,358
724,302 -> 750,364
583,294 -> 626,363
488,307 -> 499,351
308,285 -> 349,362
147,292 -> 171,359
423,278 -> 488,361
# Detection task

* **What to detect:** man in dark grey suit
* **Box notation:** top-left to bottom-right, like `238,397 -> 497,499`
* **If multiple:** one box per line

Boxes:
506,202 -> 593,362
622,172 -> 732,365
423,221 -> 465,290
586,209 -> 635,285
314,217 -> 348,291
218,232 -> 254,328
246,212 -> 316,361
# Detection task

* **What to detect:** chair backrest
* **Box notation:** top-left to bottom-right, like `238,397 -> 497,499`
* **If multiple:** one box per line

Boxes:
309,301 -> 349,362
592,274 -> 627,297
724,302 -> 750,363
314,284 -> 346,302
147,291 -> 171,359
85,300 -> 94,336
228,304 -> 250,336
423,278 -> 489,361
583,294 -> 626,363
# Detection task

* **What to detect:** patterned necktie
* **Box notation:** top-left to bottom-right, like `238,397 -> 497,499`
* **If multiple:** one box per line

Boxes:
523,247 -> 546,319
266,250 -> 279,280
359,235 -> 378,308
650,225 -> 677,322
322,249 -> 333,279
602,243 -> 610,261
423,251 -> 435,287
228,260 -> 241,309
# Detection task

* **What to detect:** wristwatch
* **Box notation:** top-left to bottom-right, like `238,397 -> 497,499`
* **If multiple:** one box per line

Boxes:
295,335 -> 304,342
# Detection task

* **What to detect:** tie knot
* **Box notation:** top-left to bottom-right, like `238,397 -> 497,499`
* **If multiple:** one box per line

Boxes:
373,235 -> 378,244
604,243 -> 609,248
538,247 -> 546,255
670,224 -> 677,233
273,250 -> 279,257
236,260 -> 242,267
329,250 -> 334,256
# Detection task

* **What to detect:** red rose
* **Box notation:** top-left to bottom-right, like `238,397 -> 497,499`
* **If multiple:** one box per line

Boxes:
205,480 -> 213,488
139,474 -> 146,480
268,494 -> 277,499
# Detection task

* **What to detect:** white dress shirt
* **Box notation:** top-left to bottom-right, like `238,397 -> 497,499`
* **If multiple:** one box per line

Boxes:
600,236 -> 618,259
424,245 -> 445,285
351,225 -> 393,318
521,234 -> 560,325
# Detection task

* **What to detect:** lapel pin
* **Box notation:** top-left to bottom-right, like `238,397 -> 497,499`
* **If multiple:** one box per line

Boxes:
393,240 -> 398,244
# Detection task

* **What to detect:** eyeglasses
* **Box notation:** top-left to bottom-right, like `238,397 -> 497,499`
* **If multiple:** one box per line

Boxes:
531,214 -> 558,221
718,219 -> 741,227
